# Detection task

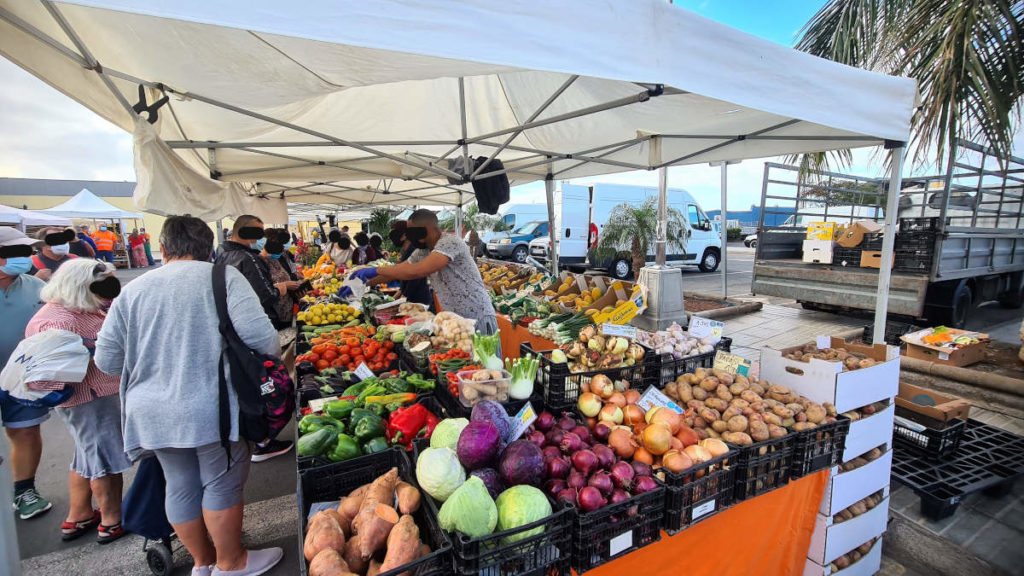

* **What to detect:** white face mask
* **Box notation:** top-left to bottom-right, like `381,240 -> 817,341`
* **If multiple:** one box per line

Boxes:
50,243 -> 70,256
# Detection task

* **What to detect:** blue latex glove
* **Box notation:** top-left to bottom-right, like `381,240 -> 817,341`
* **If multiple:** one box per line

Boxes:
338,286 -> 353,299
351,267 -> 379,283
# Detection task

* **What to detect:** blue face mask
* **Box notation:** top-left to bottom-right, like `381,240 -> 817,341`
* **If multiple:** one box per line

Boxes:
269,252 -> 282,259
283,241 -> 293,251
1,257 -> 32,276
252,238 -> 267,251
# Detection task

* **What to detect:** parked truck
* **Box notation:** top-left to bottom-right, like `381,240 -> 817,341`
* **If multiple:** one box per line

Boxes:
750,140 -> 1024,328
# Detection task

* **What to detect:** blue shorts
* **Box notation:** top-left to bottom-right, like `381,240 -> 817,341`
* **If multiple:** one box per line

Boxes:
0,394 -> 50,429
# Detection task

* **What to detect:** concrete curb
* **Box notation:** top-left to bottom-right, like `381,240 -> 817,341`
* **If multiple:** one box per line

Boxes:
686,292 -> 764,321
883,513 -> 1012,576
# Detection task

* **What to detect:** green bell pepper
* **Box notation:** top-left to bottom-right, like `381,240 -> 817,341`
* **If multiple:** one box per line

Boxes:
297,414 -> 342,436
353,413 -> 385,443
297,427 -> 335,456
406,373 -> 435,391
362,436 -> 389,454
328,434 -> 362,462
324,399 -> 356,421
368,402 -> 387,418
341,378 -> 375,398
382,378 -> 412,394
355,384 -> 387,407
349,408 -> 377,430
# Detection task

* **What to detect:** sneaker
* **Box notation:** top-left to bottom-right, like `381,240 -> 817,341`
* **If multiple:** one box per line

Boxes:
250,439 -> 293,463
192,566 -> 215,576
211,547 -> 283,576
13,488 -> 52,520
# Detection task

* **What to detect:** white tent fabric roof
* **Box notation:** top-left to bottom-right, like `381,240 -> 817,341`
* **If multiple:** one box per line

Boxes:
41,189 -> 143,219
0,203 -> 73,226
0,0 -> 917,212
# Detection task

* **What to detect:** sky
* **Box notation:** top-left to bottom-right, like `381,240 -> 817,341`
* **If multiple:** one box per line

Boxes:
0,1 -> 1018,213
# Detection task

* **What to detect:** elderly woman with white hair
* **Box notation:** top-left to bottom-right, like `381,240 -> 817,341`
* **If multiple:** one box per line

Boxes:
24,258 -> 131,544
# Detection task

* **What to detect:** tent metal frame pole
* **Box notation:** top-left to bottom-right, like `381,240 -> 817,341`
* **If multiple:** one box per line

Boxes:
553,137 -> 649,177
657,119 -> 801,168
545,164 -> 559,275
872,143 -> 905,346
720,162 -> 727,297
475,139 -> 649,170
0,4 -> 87,66
660,134 -> 875,142
656,165 -> 668,265
477,136 -> 649,181
165,140 -> 457,149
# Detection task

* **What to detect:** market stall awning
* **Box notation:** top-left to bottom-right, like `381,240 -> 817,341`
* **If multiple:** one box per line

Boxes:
40,188 -> 143,219
0,203 -> 73,226
0,0 -> 917,214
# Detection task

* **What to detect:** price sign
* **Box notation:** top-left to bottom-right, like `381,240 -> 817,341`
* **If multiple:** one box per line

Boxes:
816,335 -> 831,349
713,351 -> 751,376
509,402 -> 538,441
354,363 -> 375,381
692,499 -> 717,519
636,386 -> 684,414
307,396 -> 339,413
689,316 -> 725,339
601,323 -> 638,339
609,531 -> 633,557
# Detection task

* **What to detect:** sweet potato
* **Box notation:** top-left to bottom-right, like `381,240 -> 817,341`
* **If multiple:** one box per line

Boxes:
359,504 -> 399,560
354,468 -> 398,534
418,540 -> 432,558
308,509 -> 345,533
396,481 -> 421,515
380,515 -> 421,573
304,515 -> 346,562
338,484 -> 370,521
366,559 -> 382,576
308,549 -> 351,576
342,534 -> 368,575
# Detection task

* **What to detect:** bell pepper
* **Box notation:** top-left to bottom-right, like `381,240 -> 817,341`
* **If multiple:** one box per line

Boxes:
328,434 -> 362,462
325,399 -> 356,420
365,393 -> 417,409
349,408 -> 377,430
382,378 -> 412,394
298,427 -> 338,456
363,436 -> 390,454
355,384 -> 387,407
406,373 -> 435,391
419,411 -> 440,440
386,403 -> 433,448
342,378 -> 376,398
297,414 -> 342,436
353,413 -> 385,443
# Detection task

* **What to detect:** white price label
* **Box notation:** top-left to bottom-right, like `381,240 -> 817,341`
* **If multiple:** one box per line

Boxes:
307,396 -> 339,414
508,402 -> 537,442
938,352 -> 950,361
689,316 -> 724,339
713,351 -> 751,376
608,531 -> 633,557
816,335 -> 831,349
637,386 -> 684,414
601,323 -> 637,339
692,499 -> 717,520
354,363 -> 375,381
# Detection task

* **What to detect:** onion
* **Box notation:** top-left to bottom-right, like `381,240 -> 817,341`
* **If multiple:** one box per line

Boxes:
700,438 -> 730,459
669,437 -> 684,451
613,379 -> 629,392
631,460 -> 652,478
545,428 -> 565,447
609,489 -> 631,505
676,426 -> 700,447
542,445 -> 562,462
535,411 -> 556,432
556,488 -> 578,506
587,471 -> 614,496
578,486 -> 607,512
632,446 -> 654,466
624,389 -> 641,404
560,432 -> 584,454
545,456 -> 571,479
633,476 -> 658,495
645,406 -> 660,424
650,409 -> 682,434
571,449 -> 599,476
557,414 -> 577,431
571,425 -> 592,444
527,430 -> 546,448
567,468 -> 587,491
609,461 -> 635,490
593,421 -> 613,442
662,450 -> 695,473
578,393 -> 602,418
606,392 -> 626,408
683,444 -> 712,465
598,404 -> 624,425
586,416 -> 597,429
592,443 -> 615,470
607,428 -> 636,459
623,404 -> 645,427
544,478 -> 567,497
642,423 -> 673,456
591,374 -> 614,399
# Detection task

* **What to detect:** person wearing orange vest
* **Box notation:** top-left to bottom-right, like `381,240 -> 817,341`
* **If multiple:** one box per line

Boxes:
91,226 -> 117,264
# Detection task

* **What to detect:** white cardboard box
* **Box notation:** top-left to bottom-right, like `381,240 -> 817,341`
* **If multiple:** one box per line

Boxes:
803,240 -> 836,264
820,452 -> 892,516
804,537 -> 883,576
760,337 -> 899,414
808,495 -> 889,565
843,403 -> 894,463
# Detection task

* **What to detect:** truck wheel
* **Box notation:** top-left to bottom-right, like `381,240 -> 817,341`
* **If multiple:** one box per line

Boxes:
610,258 -> 631,280
949,283 -> 973,329
698,249 -> 720,273
512,245 -> 528,263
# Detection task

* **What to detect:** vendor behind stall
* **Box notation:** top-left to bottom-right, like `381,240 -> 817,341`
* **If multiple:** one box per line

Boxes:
387,221 -> 433,308
354,209 -> 496,334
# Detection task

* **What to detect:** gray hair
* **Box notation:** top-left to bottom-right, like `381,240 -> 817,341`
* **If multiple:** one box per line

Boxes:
40,259 -> 114,312
160,215 -> 214,261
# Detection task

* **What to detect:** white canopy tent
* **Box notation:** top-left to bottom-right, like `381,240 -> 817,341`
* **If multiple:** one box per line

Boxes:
0,203 -> 73,230
41,188 -> 143,220
0,0 -> 918,342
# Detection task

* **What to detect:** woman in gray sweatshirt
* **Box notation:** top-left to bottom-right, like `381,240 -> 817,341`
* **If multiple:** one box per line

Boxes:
96,216 -> 283,576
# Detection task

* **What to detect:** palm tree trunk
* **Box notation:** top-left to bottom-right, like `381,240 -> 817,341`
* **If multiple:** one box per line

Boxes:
631,234 -> 644,279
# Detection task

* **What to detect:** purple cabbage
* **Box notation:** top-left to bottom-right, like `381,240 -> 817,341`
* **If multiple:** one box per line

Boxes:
471,400 -> 514,442
457,421 -> 501,471
470,468 -> 504,499
498,439 -> 544,487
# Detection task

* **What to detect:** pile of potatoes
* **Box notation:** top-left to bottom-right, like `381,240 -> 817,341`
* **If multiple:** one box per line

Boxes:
784,344 -> 879,372
841,401 -> 887,422
840,445 -> 885,474
828,537 -> 877,573
303,468 -> 431,576
833,489 -> 885,525
664,368 -> 838,446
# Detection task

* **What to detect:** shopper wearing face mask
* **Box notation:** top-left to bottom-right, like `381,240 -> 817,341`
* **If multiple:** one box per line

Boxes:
90,226 -> 117,264
259,229 -> 297,325
24,259 -> 132,543
324,228 -> 353,268
0,228 -> 53,522
214,216 -> 297,332
67,227 -> 95,259
31,227 -> 79,281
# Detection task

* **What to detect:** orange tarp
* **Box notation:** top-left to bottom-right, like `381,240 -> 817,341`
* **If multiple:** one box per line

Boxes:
580,470 -> 828,576
497,314 -> 557,359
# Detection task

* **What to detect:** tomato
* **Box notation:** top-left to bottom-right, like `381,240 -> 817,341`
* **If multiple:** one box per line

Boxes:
347,337 -> 360,348
386,352 -> 398,361
338,345 -> 350,356
339,354 -> 351,364
384,341 -> 394,351
354,355 -> 365,365
316,359 -> 330,370
330,358 -> 345,368
322,350 -> 338,361
312,344 -> 328,355
307,353 -> 320,363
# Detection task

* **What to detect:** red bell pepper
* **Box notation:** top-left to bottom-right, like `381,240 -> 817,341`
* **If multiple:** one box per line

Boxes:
386,403 -> 434,449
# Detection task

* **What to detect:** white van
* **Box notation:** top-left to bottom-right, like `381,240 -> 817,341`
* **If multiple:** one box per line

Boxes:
529,183 -> 723,279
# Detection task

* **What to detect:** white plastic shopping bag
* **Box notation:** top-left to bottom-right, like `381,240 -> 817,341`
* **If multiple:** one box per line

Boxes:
0,330 -> 90,407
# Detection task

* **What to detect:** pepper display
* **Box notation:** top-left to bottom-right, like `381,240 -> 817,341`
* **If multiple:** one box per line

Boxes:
385,403 -> 440,449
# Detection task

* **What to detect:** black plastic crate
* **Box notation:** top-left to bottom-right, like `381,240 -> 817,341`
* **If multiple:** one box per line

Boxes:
520,342 -> 654,413
733,433 -> 796,501
832,247 -> 862,267
899,217 -> 940,232
297,448 -> 452,576
894,249 -> 934,273
790,417 -> 851,478
660,449 -> 738,535
893,407 -> 966,460
644,337 -> 733,388
862,320 -> 925,346
860,234 -> 883,251
572,484 -> 665,573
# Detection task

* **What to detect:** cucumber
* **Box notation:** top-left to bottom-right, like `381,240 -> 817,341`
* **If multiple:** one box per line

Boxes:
301,325 -> 317,333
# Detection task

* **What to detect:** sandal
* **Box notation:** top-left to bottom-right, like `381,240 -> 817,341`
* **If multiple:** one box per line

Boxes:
97,522 -> 127,545
61,510 -> 100,541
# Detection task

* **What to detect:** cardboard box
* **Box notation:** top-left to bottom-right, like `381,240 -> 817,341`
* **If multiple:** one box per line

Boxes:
819,451 -> 892,517
901,328 -> 989,367
837,220 -> 883,248
760,337 -> 900,414
843,403 -> 894,463
807,222 -> 838,241
804,537 -> 882,576
807,495 -> 889,565
803,240 -> 836,264
858,251 -> 893,269
591,285 -> 646,325
895,383 -> 971,423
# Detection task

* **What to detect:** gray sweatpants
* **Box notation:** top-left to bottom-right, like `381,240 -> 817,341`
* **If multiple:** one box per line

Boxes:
153,441 -> 250,524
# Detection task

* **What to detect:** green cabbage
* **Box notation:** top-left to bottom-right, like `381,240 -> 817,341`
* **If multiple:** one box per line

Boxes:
430,418 -> 470,451
438,476 -> 497,538
495,485 -> 552,544
416,447 -> 465,502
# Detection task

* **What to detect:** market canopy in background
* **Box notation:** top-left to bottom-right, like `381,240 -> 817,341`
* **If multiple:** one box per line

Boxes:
0,0 -> 917,217
40,188 -> 143,220
0,202 -> 73,227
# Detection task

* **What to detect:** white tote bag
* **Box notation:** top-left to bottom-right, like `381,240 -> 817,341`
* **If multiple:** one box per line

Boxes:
0,330 -> 90,407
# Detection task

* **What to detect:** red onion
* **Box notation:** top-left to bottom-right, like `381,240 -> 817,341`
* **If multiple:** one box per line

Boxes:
560,432 -> 584,454
571,450 -> 598,476
610,461 -> 635,490
633,475 -> 658,494
592,444 -> 615,471
588,471 -> 614,496
593,421 -> 612,442
545,456 -> 570,479
609,489 -> 630,505
545,428 -> 565,447
527,430 -> 546,448
556,488 -> 578,507
557,414 -> 577,431
571,425 -> 592,444
630,461 -> 653,478
535,411 -> 556,432
544,478 -> 567,498
578,486 -> 606,512
542,445 -> 562,462
567,469 -> 587,491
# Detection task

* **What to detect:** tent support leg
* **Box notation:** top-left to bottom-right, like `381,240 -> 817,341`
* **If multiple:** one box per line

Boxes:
872,143 -> 905,346
545,167 -> 558,275
721,163 -> 728,297
656,167 -> 667,266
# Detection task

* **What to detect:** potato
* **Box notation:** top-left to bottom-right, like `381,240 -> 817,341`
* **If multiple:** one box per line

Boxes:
791,422 -> 815,431
849,501 -> 868,517
762,412 -> 782,426
781,417 -> 795,427
749,421 -> 769,442
805,404 -> 826,424
858,358 -> 876,369
768,424 -> 787,438
715,385 -> 733,402
704,398 -> 729,412
664,382 -> 678,399
749,382 -> 766,396
729,383 -> 747,395
762,398 -> 779,408
699,407 -> 721,423
747,412 -> 763,423
772,405 -> 794,419
740,390 -> 761,404
691,386 -> 709,401
785,402 -> 804,414
721,405 -> 743,421
723,431 -> 753,445
711,419 -> 729,433
823,402 -> 837,417
699,377 -> 720,392
795,412 -> 807,423
705,427 -> 721,439
694,367 -> 707,380
727,415 -> 749,433
768,383 -> 791,396
693,416 -> 707,429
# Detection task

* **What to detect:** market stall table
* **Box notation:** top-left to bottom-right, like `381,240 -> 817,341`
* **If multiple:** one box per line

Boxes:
581,470 -> 829,576
497,314 -> 556,359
